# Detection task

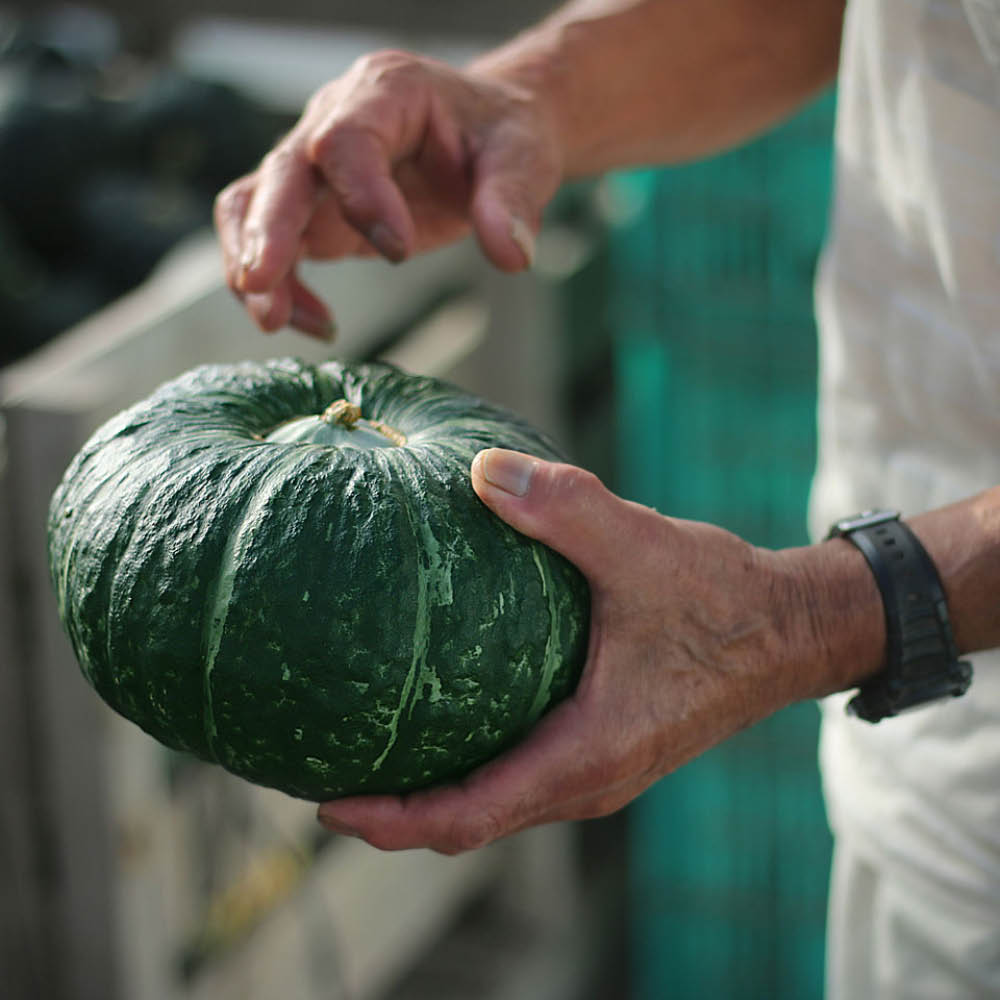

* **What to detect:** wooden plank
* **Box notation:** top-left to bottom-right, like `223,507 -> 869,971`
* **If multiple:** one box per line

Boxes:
0,418 -> 56,1000
443,256 -> 571,448
0,234 -> 478,423
187,837 -> 505,1000
1,406 -> 119,1000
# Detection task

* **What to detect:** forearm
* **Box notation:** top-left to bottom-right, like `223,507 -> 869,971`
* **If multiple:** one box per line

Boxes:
470,0 -> 845,177
778,486 -> 1000,703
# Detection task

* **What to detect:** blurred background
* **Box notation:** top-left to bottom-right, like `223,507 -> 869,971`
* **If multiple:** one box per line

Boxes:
0,3 -> 836,998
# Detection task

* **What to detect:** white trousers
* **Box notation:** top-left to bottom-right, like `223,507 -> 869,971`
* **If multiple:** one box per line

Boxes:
825,838 -> 1000,999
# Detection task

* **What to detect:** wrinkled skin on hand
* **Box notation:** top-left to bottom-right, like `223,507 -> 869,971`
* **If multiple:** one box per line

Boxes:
214,51 -> 562,338
316,449 -> 875,855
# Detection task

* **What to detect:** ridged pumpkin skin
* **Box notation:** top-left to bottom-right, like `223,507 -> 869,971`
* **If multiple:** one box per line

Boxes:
47,359 -> 590,800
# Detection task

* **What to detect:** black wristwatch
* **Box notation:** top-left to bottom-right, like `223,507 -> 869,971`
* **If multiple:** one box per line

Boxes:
826,509 -> 973,722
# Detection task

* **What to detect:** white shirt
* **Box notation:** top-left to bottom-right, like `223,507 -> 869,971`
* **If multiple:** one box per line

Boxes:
809,0 -> 1000,922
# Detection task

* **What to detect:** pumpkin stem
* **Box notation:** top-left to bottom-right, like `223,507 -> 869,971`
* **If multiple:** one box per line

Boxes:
321,399 -> 362,428
319,399 -> 407,446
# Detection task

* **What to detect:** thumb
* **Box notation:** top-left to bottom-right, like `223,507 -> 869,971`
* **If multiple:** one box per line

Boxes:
470,449 -> 623,581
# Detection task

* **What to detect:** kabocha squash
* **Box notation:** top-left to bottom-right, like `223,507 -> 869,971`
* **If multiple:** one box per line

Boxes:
47,359 -> 590,800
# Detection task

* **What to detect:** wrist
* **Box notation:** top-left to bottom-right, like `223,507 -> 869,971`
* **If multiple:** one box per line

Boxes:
467,27 -> 579,178
761,538 -> 887,703
907,486 -> 1000,656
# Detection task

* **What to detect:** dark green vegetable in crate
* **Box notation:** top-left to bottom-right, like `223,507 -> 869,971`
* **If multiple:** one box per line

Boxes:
47,359 -> 589,800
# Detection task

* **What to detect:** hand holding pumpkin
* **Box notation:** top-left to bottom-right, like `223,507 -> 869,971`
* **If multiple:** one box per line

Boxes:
214,51 -> 562,339
317,448 -> 884,854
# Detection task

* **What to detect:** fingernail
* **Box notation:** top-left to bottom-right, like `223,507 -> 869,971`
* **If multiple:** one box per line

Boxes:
238,235 -> 263,288
290,305 -> 337,342
317,809 -> 359,837
510,216 -> 536,269
478,448 -> 536,497
367,222 -> 407,263
245,292 -> 279,334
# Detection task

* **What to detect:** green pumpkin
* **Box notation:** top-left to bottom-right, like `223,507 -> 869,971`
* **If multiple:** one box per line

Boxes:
47,359 -> 590,800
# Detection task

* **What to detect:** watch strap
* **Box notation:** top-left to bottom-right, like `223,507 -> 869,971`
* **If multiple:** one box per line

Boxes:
827,512 -> 972,722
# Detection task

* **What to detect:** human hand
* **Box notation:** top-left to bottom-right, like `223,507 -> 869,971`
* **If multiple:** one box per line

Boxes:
214,51 -> 563,339
317,449 -> 878,854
